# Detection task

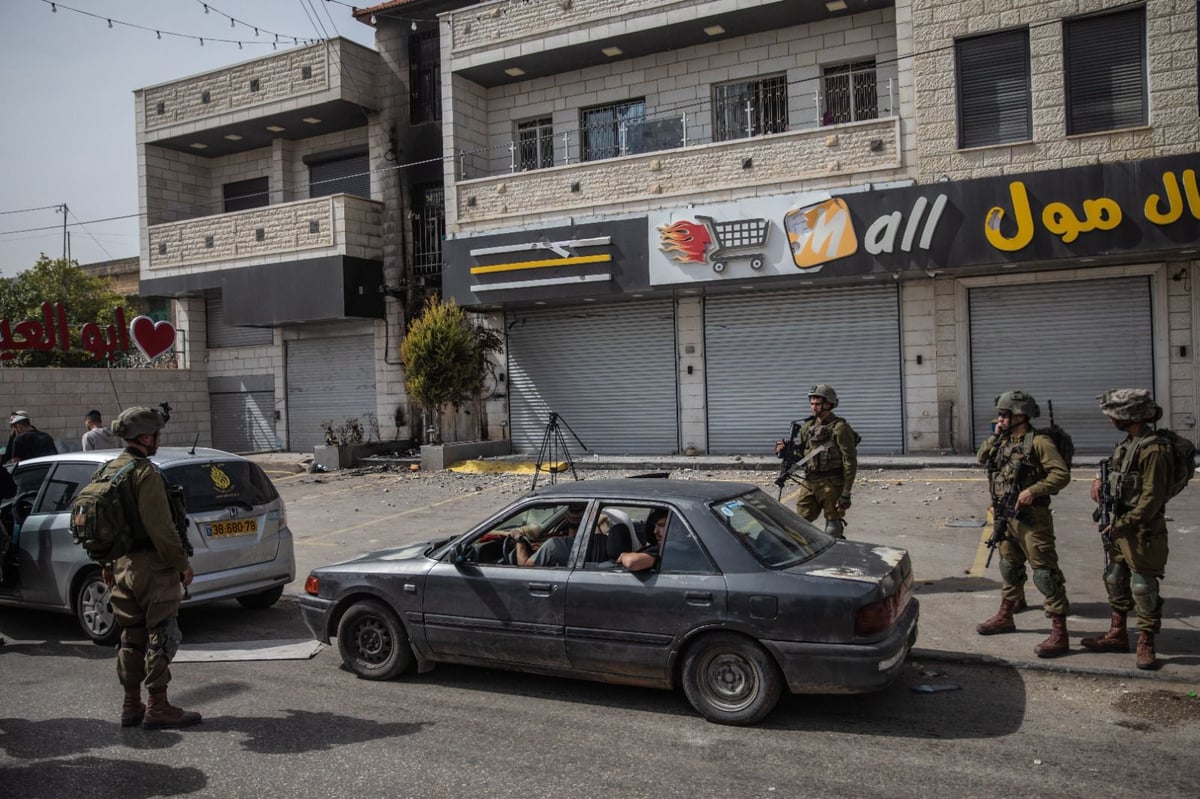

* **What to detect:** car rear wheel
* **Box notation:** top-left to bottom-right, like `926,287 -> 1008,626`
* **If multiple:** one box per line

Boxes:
75,570 -> 119,646
336,599 -> 413,680
236,585 -> 284,610
681,632 -> 782,726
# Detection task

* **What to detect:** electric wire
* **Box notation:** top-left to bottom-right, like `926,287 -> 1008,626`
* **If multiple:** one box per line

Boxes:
191,0 -> 313,43
39,0 -> 319,47
0,204 -> 63,216
67,206 -> 115,260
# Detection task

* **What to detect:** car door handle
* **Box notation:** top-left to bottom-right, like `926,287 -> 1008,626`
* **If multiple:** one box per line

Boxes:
528,582 -> 554,597
685,591 -> 712,606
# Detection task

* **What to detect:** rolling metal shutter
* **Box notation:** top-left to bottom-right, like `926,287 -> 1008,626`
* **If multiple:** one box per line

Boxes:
705,285 -> 903,455
507,303 -> 678,455
209,383 -> 276,453
968,276 -> 1153,453
285,334 -> 376,452
206,290 -> 273,349
309,153 -> 370,199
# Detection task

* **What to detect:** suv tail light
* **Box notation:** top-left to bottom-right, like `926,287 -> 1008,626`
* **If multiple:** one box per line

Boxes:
855,570 -> 913,637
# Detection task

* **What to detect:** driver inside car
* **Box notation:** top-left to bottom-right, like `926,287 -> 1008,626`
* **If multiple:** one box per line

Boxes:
507,503 -> 586,567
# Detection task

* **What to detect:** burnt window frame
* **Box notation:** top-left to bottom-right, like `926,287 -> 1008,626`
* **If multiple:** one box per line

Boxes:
409,30 -> 441,124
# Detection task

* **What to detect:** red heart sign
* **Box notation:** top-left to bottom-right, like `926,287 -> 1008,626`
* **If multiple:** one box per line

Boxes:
129,315 -> 177,360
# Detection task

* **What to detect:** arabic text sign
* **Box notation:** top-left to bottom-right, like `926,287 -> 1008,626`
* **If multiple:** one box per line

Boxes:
0,303 -> 176,362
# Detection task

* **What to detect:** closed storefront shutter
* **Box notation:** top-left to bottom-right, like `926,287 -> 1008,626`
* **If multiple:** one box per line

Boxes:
507,303 -> 678,455
209,380 -> 276,453
286,334 -> 376,452
705,285 -> 903,454
206,290 -> 273,349
969,276 -> 1153,453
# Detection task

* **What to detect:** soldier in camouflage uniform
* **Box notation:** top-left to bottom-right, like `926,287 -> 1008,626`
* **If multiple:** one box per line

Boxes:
1081,389 -> 1170,670
100,407 -> 202,730
774,384 -> 858,539
976,390 -> 1072,658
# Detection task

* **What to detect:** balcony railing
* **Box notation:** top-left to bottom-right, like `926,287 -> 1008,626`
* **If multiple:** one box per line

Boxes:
146,195 -> 382,271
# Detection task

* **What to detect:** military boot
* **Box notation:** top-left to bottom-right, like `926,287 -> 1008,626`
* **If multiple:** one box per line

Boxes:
1013,596 -> 1029,613
142,689 -> 202,730
824,519 -> 846,539
976,598 -> 1018,635
1034,614 -> 1069,658
1080,611 -> 1129,653
1136,632 -> 1159,670
120,685 -> 145,728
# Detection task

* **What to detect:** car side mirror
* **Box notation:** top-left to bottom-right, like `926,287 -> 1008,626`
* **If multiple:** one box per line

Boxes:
451,542 -> 467,566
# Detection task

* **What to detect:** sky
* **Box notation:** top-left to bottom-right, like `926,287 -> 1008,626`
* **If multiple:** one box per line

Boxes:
0,0 -> 378,277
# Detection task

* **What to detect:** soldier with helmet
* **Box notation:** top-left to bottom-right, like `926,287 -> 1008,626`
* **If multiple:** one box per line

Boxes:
976,390 -> 1072,658
774,384 -> 859,539
1082,389 -> 1170,670
101,406 -> 202,730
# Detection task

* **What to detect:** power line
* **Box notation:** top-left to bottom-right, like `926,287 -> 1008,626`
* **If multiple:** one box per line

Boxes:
0,203 -> 63,216
67,206 -> 115,260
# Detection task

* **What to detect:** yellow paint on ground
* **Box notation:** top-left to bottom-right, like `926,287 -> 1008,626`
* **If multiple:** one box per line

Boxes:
448,460 -> 568,475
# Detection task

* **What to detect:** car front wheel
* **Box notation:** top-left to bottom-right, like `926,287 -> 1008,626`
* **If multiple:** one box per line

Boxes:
75,570 -> 119,646
236,585 -> 284,610
681,632 -> 782,726
336,599 -> 413,680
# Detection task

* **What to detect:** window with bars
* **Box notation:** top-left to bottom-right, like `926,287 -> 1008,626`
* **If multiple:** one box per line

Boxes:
712,75 -> 788,141
955,29 -> 1031,148
412,183 -> 445,278
1064,7 -> 1147,135
821,61 -> 878,125
409,30 -> 441,124
517,117 -> 555,171
580,99 -> 645,162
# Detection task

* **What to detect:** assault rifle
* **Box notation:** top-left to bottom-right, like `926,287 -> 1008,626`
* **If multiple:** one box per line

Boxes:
1092,458 -> 1115,568
985,460 -> 1028,568
774,418 -> 830,499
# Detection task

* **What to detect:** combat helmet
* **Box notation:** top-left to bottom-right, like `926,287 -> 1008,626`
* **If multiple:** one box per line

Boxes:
808,384 -> 839,408
111,406 -> 166,441
994,390 -> 1040,419
1097,388 -> 1162,423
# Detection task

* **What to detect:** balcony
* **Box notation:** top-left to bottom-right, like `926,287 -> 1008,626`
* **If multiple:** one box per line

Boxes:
138,38 -> 378,158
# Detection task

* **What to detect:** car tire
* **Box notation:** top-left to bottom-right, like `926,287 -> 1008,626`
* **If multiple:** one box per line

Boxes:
336,599 -> 413,680
236,585 -> 285,610
681,632 -> 782,726
75,569 -> 119,646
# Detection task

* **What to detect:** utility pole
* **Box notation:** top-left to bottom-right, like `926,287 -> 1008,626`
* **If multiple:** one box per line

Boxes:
60,203 -> 68,263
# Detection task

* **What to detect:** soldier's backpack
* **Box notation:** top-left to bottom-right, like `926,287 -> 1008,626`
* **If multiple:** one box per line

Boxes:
70,460 -> 140,563
1154,428 -> 1197,500
1036,423 -> 1075,471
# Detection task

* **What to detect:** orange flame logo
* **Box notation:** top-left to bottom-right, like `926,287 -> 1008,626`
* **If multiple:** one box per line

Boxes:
657,220 -> 712,264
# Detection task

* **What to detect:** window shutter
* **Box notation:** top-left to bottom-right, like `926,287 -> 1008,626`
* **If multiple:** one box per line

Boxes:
1064,8 -> 1147,135
308,152 -> 370,199
956,29 -> 1031,148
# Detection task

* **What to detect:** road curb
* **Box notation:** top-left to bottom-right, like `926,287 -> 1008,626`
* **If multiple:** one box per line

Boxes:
910,647 -> 1196,684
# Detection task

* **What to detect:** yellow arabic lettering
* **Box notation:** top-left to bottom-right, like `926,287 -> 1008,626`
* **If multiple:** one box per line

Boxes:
1144,169 -> 1200,225
985,181 -> 1034,252
1041,198 -> 1122,244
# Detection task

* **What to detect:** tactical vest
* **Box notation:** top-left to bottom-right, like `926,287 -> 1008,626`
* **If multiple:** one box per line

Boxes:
803,416 -> 844,474
1107,432 -> 1166,511
989,432 -> 1045,501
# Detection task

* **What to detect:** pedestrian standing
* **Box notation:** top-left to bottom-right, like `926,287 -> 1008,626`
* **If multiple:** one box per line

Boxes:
1081,389 -> 1171,670
6,413 -> 57,464
101,406 -> 202,729
774,384 -> 858,538
82,409 -> 123,451
975,390 -> 1072,658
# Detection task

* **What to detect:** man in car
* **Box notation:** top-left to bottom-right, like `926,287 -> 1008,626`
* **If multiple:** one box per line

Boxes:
102,406 -> 202,730
510,504 -> 585,567
617,508 -> 669,572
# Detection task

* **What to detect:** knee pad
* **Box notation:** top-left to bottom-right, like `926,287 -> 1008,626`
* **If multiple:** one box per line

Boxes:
1103,561 -> 1130,592
1131,572 -> 1160,602
998,558 -> 1025,586
1032,567 -> 1063,598
150,618 -> 182,662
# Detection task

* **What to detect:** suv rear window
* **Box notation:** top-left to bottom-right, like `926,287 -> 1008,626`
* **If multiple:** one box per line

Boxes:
165,460 -> 279,513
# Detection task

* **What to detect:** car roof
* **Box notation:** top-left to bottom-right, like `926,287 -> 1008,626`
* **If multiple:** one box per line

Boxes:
527,478 -> 755,503
12,447 -> 250,469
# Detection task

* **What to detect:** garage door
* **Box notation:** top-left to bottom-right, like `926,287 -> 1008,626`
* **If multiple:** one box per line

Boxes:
969,276 -> 1153,453
705,285 -> 903,455
209,376 -> 276,453
507,303 -> 678,455
286,334 -> 376,453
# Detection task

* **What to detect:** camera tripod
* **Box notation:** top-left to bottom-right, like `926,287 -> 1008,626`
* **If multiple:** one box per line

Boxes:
531,411 -> 587,490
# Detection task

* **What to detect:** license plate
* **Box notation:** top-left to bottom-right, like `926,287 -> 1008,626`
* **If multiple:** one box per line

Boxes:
208,518 -> 258,538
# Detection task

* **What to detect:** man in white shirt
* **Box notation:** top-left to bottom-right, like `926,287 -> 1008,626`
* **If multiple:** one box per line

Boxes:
82,409 -> 123,451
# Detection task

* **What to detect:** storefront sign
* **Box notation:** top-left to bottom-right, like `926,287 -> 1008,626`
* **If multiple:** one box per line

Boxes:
0,303 -> 176,361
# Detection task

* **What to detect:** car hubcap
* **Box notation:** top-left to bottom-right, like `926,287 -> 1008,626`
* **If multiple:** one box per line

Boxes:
354,617 -> 392,664
702,652 -> 756,711
80,581 -> 114,637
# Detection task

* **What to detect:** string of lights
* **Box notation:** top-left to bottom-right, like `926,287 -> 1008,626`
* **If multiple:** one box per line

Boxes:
192,0 -> 313,43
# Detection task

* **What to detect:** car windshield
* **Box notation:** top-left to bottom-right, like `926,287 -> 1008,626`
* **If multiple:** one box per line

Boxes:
711,489 -> 833,568
165,460 -> 279,513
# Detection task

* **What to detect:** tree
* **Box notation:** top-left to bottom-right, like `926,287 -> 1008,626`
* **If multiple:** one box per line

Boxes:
0,255 -> 129,366
400,296 -> 501,444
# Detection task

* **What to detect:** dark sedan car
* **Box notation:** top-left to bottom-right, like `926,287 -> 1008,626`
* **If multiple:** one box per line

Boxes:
300,479 -> 918,725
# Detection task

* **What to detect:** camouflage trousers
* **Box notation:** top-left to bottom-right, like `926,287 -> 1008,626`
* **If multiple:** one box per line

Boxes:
795,476 -> 846,524
996,505 -> 1069,617
109,549 -> 185,691
1104,529 -> 1169,633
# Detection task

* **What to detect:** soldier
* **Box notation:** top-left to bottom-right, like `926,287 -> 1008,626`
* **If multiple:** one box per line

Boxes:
975,390 -> 1072,658
1081,389 -> 1170,670
774,384 -> 858,539
101,406 -> 202,730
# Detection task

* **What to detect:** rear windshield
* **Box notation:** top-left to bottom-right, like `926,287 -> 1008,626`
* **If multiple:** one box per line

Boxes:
711,489 -> 833,568
165,460 -> 279,513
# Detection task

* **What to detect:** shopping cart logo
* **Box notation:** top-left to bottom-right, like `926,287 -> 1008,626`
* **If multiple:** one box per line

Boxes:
658,216 -> 771,273
784,198 -> 858,270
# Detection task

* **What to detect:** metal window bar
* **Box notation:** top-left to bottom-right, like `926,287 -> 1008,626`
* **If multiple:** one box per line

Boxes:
412,184 -> 445,277
712,75 -> 788,141
516,118 -> 554,171
821,61 -> 878,124
409,31 -> 441,124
